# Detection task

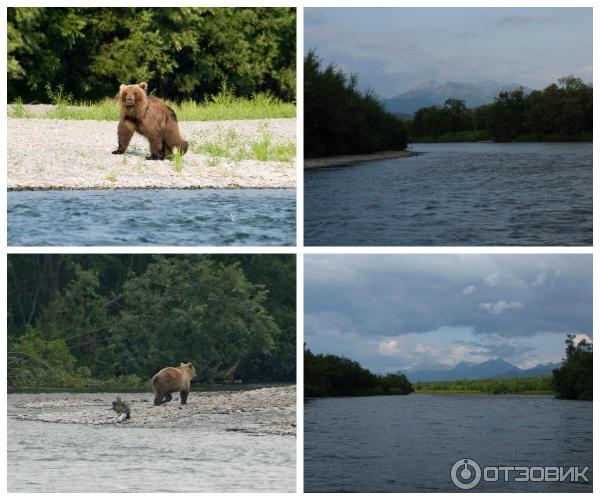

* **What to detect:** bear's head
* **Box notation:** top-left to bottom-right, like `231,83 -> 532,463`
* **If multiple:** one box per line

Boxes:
180,362 -> 197,380
119,82 -> 147,108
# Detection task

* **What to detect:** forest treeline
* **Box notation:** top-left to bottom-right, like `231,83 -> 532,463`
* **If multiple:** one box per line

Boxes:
304,50 -> 408,158
414,376 -> 553,395
552,334 -> 592,401
409,77 -> 592,142
304,347 -> 413,397
415,335 -> 592,400
7,255 -> 295,389
8,7 -> 296,103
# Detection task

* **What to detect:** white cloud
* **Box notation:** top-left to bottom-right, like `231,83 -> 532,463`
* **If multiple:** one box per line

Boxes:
479,300 -> 523,315
462,285 -> 476,295
532,272 -> 547,287
572,333 -> 593,346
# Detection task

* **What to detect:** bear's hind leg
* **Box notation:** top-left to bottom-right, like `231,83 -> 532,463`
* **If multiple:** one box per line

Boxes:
162,393 -> 173,404
180,390 -> 189,405
154,393 -> 163,406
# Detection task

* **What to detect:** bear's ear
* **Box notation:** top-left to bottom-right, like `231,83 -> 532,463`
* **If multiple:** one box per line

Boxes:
138,82 -> 148,92
119,84 -> 126,92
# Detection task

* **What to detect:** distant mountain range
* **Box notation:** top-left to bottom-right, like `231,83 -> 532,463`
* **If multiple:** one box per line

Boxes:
404,358 -> 560,382
383,79 -> 533,115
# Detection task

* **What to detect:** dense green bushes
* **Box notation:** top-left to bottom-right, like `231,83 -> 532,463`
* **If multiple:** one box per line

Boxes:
304,347 -> 413,397
7,255 -> 295,388
414,376 -> 554,395
410,77 -> 592,142
304,50 -> 408,158
552,335 -> 592,401
8,7 -> 296,103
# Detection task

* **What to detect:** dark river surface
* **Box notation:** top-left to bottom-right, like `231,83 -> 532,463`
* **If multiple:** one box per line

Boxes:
305,143 -> 592,246
304,395 -> 592,492
8,188 -> 296,246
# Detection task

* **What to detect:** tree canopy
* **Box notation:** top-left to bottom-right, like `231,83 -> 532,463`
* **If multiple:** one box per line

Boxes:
8,255 -> 296,389
8,7 -> 296,103
409,77 -> 592,142
304,346 -> 413,397
304,50 -> 408,158
552,334 -> 592,401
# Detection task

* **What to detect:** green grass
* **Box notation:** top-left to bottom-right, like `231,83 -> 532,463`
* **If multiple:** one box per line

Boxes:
415,389 -> 555,396
413,375 -> 554,396
170,147 -> 185,172
8,98 -> 34,118
191,124 -> 296,163
10,86 -> 296,121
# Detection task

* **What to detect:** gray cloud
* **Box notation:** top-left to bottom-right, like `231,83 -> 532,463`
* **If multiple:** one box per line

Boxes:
305,255 -> 592,372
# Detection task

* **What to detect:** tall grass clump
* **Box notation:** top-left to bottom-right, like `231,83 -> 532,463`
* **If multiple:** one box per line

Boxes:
304,50 -> 408,158
8,98 -> 33,118
170,147 -> 185,172
192,124 -> 295,163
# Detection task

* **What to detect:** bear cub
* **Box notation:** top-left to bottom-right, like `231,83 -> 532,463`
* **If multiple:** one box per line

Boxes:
112,82 -> 188,160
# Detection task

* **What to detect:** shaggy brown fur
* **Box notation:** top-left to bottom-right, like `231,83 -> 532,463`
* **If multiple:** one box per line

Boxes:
112,82 -> 189,160
151,362 -> 197,405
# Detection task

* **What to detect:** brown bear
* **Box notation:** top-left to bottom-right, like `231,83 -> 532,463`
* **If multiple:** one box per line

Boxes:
151,362 -> 197,406
112,82 -> 189,160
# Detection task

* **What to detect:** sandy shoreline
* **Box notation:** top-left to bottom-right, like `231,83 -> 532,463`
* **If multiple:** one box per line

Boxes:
11,386 -> 296,435
304,150 -> 420,170
8,117 -> 296,190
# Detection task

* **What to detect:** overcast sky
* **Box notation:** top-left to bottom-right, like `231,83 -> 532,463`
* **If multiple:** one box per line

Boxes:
305,8 -> 593,98
305,255 -> 592,373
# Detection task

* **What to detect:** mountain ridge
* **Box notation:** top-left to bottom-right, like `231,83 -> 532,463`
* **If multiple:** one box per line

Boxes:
383,79 -> 533,114
403,358 -> 560,382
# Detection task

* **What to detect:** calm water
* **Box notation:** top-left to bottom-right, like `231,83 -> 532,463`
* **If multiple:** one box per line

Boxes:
8,189 -> 296,246
8,392 -> 295,492
305,143 -> 592,246
304,395 -> 592,492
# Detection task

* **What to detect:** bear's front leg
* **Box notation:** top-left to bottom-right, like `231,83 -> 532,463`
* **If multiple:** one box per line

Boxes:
180,390 -> 189,405
113,119 -> 135,154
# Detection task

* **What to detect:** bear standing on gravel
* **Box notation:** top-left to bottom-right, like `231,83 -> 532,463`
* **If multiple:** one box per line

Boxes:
152,362 -> 197,405
112,82 -> 189,160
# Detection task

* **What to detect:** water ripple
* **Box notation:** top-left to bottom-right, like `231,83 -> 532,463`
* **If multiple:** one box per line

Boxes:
305,142 -> 592,246
8,189 -> 296,246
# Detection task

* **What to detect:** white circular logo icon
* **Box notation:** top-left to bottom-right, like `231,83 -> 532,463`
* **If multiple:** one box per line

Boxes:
451,458 -> 482,490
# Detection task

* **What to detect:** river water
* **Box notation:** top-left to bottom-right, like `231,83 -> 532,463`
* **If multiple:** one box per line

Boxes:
305,143 -> 592,246
8,392 -> 296,492
304,394 -> 592,492
8,188 -> 296,246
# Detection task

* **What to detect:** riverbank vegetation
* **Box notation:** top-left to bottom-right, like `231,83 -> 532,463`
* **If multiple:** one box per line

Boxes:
8,7 -> 295,103
414,376 -> 554,395
408,77 -> 592,142
304,347 -> 413,397
191,124 -> 296,163
304,50 -> 408,158
9,86 -> 296,122
552,334 -> 592,401
8,255 -> 295,390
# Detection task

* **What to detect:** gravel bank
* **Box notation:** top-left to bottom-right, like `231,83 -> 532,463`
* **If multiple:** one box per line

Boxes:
13,386 -> 296,435
304,150 -> 420,170
8,118 -> 296,190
